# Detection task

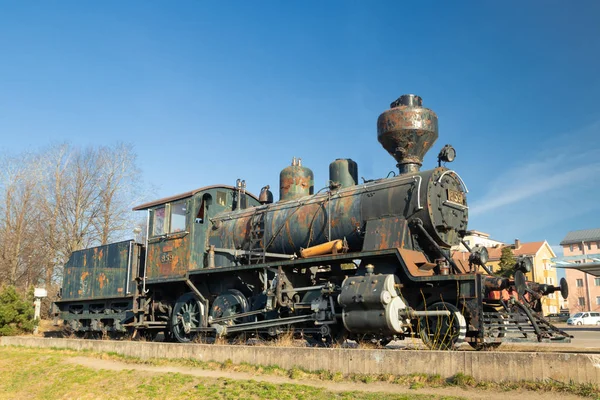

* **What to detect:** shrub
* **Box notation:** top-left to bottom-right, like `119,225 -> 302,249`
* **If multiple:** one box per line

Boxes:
0,286 -> 36,336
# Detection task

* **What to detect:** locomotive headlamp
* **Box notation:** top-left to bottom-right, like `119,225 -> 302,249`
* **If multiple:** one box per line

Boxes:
468,246 -> 489,267
513,256 -> 532,274
437,144 -> 456,166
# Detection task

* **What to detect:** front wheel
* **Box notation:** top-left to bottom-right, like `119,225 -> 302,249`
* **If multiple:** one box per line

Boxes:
577,321 -> 582,326
418,302 -> 467,350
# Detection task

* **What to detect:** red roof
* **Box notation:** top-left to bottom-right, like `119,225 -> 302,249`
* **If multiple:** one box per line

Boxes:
486,246 -> 503,261
513,241 -> 545,256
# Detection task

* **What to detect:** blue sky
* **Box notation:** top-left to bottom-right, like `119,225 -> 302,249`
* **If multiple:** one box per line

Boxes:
1,1 -> 599,252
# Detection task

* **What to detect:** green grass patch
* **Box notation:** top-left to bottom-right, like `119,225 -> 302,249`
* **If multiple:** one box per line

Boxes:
2,345 -> 599,399
0,346 -> 454,400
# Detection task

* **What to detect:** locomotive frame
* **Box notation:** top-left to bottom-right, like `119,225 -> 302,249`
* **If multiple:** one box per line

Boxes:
54,94 -> 571,350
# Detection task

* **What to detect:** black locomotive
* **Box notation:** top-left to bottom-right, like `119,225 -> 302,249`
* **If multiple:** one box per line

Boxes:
54,94 -> 570,349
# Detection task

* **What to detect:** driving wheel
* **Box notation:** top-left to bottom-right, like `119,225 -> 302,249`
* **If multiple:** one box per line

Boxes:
171,292 -> 204,343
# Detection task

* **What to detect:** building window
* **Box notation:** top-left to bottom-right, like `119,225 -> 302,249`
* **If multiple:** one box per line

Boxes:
570,244 -> 573,252
578,243 -> 583,251
587,242 -> 592,250
576,279 -> 584,287
595,278 -> 600,286
597,297 -> 600,306
578,297 -> 585,306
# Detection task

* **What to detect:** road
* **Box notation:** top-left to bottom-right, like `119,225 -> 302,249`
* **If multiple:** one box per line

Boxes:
494,324 -> 600,352
552,324 -> 600,349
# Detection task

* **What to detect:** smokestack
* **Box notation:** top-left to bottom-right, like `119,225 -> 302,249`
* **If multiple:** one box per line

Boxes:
515,239 -> 521,250
377,94 -> 438,174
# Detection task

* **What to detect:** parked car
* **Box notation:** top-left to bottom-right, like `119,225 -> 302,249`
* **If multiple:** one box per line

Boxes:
567,312 -> 600,325
546,312 -> 570,323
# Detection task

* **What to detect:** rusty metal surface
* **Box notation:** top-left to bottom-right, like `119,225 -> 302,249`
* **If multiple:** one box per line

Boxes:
279,158 -> 314,201
132,184 -> 260,211
398,248 -> 435,277
143,186 -> 262,276
329,158 -> 358,188
377,94 -> 438,173
61,240 -> 139,300
209,166 -> 468,267
146,233 -> 190,279
209,186 -> 364,262
426,168 -> 469,247
362,216 -> 408,251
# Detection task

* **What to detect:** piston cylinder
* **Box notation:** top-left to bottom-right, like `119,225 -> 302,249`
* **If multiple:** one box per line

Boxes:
338,274 -> 406,334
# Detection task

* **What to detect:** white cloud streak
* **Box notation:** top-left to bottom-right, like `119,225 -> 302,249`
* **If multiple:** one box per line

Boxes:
470,120 -> 600,217
470,162 -> 600,216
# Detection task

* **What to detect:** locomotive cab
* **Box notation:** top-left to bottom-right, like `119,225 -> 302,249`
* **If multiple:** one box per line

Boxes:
133,185 -> 261,282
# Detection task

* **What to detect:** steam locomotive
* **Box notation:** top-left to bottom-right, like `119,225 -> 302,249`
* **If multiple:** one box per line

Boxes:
54,94 -> 570,349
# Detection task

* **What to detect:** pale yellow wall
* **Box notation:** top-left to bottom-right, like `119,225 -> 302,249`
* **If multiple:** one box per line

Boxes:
487,260 -> 500,273
533,243 -> 560,315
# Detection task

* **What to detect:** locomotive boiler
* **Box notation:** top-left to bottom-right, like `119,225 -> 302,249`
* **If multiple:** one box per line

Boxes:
54,94 -> 571,350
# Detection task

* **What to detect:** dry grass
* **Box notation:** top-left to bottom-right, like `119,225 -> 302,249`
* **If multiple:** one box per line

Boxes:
0,346 -> 455,400
8,345 -> 598,399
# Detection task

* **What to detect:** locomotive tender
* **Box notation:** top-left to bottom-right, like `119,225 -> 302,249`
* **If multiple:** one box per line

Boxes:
54,94 -> 570,349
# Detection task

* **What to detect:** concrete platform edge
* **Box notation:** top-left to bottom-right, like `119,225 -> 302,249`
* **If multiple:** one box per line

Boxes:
2,336 -> 599,385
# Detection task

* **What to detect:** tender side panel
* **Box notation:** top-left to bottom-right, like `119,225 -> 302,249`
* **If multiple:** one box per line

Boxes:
62,240 -> 139,300
146,234 -> 190,279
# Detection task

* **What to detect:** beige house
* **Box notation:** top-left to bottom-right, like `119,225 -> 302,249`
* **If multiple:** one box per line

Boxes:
515,240 -> 560,315
453,230 -> 505,252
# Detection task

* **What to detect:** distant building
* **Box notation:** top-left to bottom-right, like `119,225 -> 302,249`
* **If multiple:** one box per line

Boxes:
452,239 -> 560,315
560,228 -> 600,312
453,230 -> 505,252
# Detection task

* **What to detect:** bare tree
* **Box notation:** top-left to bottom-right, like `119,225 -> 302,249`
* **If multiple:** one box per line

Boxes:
38,144 -> 71,286
0,153 -> 43,286
0,142 -> 147,291
58,146 -> 104,254
94,143 -> 141,245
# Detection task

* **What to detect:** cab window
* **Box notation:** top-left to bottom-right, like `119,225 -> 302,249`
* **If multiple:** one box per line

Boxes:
152,206 -> 166,236
170,201 -> 187,233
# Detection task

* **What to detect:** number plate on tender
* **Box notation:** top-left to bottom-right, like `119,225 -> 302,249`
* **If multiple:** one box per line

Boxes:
447,189 -> 465,205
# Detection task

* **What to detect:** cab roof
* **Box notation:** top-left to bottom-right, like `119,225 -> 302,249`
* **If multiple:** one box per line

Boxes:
132,184 -> 259,211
